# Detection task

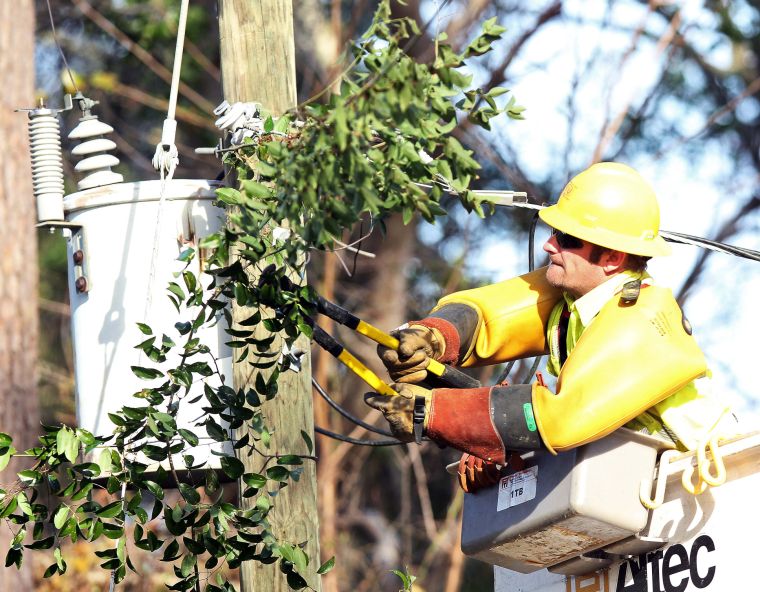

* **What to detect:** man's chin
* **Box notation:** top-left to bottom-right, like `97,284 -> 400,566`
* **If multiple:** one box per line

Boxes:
545,265 -> 564,288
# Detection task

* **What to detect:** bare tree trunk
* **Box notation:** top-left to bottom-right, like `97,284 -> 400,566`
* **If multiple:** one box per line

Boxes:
314,253 -> 339,592
0,0 -> 39,587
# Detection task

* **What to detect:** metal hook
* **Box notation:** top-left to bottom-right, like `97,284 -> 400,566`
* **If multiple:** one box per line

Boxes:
697,436 -> 726,487
681,462 -> 709,496
640,449 -> 681,510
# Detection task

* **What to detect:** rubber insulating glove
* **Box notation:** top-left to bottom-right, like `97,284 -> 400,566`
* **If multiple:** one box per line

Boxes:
364,383 -> 432,442
377,325 -> 446,384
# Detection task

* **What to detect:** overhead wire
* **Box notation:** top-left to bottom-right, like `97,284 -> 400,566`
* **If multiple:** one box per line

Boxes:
45,0 -> 79,94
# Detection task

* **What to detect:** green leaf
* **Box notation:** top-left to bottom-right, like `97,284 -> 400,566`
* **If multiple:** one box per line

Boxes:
179,483 -> 201,505
17,470 -> 42,486
300,430 -> 313,454
277,455 -> 303,465
131,366 -> 164,380
0,446 -> 15,472
243,473 -> 267,488
256,495 -> 271,513
317,556 -> 335,575
220,456 -> 244,479
286,571 -> 308,590
292,545 -> 308,574
216,187 -> 242,205
0,496 -> 18,519
56,427 -> 79,463
266,466 -> 289,482
97,501 -> 124,519
71,482 -> 94,501
180,552 -> 196,577
253,160 -> 278,178
53,505 -> 69,529
136,323 -> 153,335
17,493 -> 32,517
167,282 -> 185,302
25,535 -> 54,550
178,247 -> 195,263
97,448 -> 113,474
144,480 -> 164,500
241,180 -> 273,199
162,539 -> 180,562
178,429 -> 199,447
204,469 -> 220,495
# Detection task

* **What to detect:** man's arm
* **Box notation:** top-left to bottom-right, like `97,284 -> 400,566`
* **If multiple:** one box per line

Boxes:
379,268 -> 562,383
369,285 -> 709,459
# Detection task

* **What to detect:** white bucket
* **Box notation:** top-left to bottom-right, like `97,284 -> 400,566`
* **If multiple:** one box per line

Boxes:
63,179 -> 233,469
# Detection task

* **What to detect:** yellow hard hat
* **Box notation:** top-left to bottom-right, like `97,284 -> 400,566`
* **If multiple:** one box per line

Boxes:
539,162 -> 671,257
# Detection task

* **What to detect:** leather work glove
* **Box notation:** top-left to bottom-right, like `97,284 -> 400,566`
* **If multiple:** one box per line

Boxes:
363,383 -> 432,443
457,452 -> 525,494
377,325 -> 446,384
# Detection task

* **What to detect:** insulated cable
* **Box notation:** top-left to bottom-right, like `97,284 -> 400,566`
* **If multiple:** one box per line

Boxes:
313,426 -> 405,446
660,230 -> 760,262
483,194 -> 760,264
312,377 -> 394,437
520,210 -> 544,384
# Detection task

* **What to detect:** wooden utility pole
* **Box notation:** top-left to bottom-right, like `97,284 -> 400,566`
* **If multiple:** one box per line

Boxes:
218,2 -> 322,591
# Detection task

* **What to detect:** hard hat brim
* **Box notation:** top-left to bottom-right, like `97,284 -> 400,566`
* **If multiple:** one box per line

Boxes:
539,204 -> 672,258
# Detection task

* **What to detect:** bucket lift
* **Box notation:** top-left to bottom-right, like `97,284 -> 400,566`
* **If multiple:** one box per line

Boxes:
451,421 -> 760,591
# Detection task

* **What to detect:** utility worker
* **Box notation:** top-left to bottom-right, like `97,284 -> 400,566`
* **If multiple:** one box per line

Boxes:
365,162 -> 732,486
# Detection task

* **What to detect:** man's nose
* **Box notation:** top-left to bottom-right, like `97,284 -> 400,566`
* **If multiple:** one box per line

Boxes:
543,234 -> 559,254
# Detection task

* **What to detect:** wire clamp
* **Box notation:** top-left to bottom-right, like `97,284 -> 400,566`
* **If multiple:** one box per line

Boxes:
413,395 -> 427,444
281,342 -> 305,373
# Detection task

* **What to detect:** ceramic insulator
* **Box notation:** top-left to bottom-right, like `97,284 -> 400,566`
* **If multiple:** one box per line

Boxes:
68,117 -> 123,190
28,108 -> 65,222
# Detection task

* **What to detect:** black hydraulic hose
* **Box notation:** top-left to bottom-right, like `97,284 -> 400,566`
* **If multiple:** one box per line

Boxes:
520,355 -> 543,384
494,361 -> 516,385
314,426 -> 405,446
528,211 -> 540,272
510,211 -> 544,385
312,377 -> 394,437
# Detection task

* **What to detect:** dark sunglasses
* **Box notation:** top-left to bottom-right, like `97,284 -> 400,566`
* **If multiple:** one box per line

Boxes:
552,229 -> 585,250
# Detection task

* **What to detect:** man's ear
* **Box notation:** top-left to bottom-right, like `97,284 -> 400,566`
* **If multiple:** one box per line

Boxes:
600,249 -> 627,275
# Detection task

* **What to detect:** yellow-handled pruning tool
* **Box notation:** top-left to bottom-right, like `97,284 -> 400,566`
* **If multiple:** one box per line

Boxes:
309,323 -> 399,397
311,294 -> 481,390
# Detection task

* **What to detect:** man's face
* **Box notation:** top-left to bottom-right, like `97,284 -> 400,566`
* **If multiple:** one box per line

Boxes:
543,230 -> 609,298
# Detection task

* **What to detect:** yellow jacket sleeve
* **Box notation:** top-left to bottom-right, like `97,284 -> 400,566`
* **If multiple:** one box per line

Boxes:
532,285 -> 708,453
433,268 -> 562,367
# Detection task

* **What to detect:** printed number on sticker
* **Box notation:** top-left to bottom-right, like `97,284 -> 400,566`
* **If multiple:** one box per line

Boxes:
497,466 -> 537,511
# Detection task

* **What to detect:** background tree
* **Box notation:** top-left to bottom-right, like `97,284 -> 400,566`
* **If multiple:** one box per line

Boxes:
0,0 -> 40,589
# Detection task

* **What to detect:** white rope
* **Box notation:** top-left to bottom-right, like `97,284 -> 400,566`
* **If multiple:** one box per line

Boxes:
145,0 -> 191,340
151,0 -> 190,180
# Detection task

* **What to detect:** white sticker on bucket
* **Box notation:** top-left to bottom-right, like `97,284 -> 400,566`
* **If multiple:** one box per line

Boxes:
497,466 -> 538,511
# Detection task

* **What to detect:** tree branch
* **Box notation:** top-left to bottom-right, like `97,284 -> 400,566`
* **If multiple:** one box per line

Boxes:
71,0 -> 215,114
676,194 -> 760,305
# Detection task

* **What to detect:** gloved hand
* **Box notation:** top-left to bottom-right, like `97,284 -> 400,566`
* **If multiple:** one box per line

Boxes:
364,383 -> 432,442
457,452 -> 524,494
377,324 -> 446,384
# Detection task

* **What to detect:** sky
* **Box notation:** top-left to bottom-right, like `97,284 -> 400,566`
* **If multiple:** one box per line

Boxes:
422,0 -> 760,420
